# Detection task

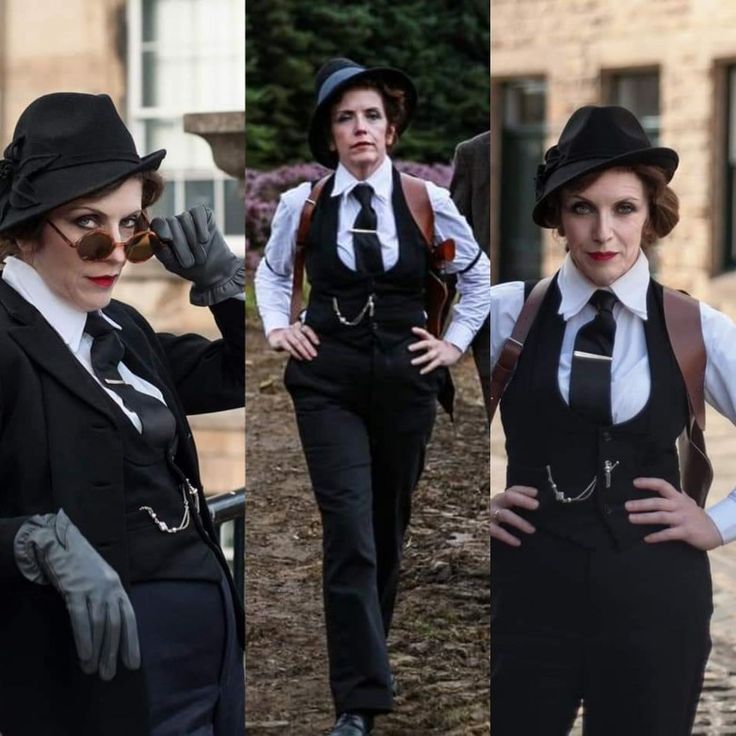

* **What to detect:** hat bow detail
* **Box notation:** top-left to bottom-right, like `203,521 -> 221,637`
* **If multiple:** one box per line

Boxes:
0,137 -> 59,210
535,145 -> 561,198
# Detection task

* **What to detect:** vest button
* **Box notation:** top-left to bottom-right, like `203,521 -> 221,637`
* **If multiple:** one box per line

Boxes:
602,430 -> 612,442
603,503 -> 613,514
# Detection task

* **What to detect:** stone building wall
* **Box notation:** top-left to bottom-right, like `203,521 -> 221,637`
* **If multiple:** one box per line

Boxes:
0,0 -> 127,140
491,0 -> 736,314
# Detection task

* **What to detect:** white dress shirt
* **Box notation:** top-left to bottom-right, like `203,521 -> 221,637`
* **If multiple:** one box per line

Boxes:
2,256 -> 167,432
491,251 -> 736,544
254,156 -> 491,353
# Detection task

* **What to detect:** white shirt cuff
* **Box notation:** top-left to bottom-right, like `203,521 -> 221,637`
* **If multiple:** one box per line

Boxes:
705,492 -> 736,545
261,312 -> 291,336
443,322 -> 474,354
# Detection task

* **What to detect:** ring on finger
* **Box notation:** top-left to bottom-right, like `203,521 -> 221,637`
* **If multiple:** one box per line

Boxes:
492,508 -> 502,522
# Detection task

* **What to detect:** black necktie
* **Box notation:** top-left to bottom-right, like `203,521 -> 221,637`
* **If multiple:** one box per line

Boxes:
85,312 -> 176,448
351,183 -> 384,275
569,290 -> 618,425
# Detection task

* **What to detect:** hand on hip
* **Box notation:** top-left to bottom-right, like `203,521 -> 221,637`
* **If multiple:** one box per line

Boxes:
408,326 -> 461,374
626,477 -> 723,550
491,486 -> 539,547
268,321 -> 320,360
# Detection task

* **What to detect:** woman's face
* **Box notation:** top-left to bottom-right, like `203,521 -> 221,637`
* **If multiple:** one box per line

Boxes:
18,177 -> 143,312
559,168 -> 649,287
329,86 -> 396,179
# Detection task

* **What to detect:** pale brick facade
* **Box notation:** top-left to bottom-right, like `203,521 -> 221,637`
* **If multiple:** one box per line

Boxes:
491,0 -> 736,315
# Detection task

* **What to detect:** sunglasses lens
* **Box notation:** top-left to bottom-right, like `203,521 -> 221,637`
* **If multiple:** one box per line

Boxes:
125,233 -> 155,263
77,232 -> 114,261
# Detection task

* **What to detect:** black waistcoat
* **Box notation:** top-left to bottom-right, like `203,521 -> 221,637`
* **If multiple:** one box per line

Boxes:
116,411 -> 222,584
304,167 -> 429,346
500,276 -> 690,549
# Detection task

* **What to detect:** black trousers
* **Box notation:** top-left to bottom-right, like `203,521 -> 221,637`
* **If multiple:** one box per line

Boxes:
285,333 -> 439,715
471,314 -> 490,423
491,530 -> 712,736
130,577 -> 245,735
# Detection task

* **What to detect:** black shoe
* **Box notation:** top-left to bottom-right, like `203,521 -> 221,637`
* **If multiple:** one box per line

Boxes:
328,712 -> 373,735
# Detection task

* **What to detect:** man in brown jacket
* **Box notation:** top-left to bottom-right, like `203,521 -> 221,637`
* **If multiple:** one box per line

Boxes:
450,130 -> 491,421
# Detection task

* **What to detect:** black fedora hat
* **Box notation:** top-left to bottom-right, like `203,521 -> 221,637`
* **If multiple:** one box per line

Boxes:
307,58 -> 417,168
0,92 -> 166,232
533,105 -> 678,227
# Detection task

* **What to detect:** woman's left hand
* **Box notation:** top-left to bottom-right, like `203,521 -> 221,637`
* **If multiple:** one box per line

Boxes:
626,477 -> 723,551
408,327 -> 462,374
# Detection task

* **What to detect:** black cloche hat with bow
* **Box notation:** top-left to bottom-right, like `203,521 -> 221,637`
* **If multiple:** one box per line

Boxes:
533,105 -> 679,227
0,92 -> 166,231
308,58 -> 417,168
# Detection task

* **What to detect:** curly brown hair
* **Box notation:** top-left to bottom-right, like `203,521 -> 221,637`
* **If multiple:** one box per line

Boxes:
0,170 -> 165,262
543,163 -> 679,249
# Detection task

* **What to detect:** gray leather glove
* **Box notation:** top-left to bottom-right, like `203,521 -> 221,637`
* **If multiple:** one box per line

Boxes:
151,204 -> 245,306
13,509 -> 140,681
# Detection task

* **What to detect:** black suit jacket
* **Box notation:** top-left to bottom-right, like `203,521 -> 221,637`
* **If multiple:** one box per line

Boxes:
0,279 -> 244,736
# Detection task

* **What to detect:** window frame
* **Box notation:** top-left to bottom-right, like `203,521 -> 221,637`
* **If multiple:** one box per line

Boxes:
126,0 -> 244,253
601,66 -> 661,143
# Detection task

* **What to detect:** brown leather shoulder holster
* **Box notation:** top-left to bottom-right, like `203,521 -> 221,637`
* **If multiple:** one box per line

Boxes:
489,278 -> 714,506
289,173 -> 457,338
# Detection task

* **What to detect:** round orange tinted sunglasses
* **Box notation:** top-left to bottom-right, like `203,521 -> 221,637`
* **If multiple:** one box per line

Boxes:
46,213 -> 162,263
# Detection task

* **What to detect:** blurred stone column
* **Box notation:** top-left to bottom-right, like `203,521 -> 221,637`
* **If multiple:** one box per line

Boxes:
183,111 -> 245,182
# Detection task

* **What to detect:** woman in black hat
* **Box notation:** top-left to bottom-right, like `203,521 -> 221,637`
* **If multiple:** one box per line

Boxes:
490,105 -> 736,735
255,58 -> 490,735
0,92 -> 244,736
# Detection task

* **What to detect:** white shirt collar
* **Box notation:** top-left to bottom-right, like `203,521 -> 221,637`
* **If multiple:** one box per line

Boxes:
1,256 -> 121,352
332,155 -> 393,203
558,250 -> 650,321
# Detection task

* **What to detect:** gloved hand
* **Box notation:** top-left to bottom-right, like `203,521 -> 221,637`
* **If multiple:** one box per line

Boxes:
13,509 -> 140,681
151,204 -> 245,306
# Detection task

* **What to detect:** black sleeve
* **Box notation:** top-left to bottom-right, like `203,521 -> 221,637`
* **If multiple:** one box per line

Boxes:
119,298 -> 244,416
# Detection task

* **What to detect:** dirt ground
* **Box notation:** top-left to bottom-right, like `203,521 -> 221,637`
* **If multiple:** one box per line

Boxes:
245,324 -> 490,735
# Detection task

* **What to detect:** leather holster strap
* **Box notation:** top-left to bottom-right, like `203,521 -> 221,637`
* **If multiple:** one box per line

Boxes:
290,175 -> 330,323
400,173 -> 434,245
662,288 -> 706,430
663,287 -> 713,505
489,277 -> 552,421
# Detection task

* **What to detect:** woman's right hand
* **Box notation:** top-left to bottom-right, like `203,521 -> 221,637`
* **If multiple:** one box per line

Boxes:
267,322 -> 320,360
491,486 -> 539,547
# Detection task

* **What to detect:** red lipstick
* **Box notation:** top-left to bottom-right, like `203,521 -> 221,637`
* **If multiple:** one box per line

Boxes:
588,252 -> 617,262
87,276 -> 116,288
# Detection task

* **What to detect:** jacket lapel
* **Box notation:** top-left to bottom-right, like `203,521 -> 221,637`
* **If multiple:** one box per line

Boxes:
0,280 -> 119,424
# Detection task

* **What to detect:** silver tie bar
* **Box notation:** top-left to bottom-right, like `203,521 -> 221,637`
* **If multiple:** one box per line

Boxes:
573,350 -> 613,362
